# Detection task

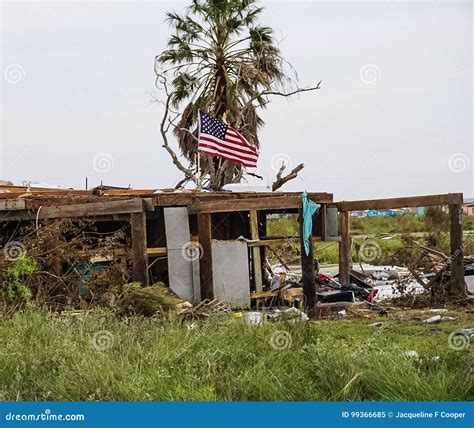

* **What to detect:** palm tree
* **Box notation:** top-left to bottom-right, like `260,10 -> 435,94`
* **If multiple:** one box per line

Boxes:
155,0 -> 290,189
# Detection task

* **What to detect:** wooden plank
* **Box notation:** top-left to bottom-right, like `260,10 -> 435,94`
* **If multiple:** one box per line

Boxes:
247,237 -> 321,247
0,199 -> 26,210
0,199 -> 145,221
154,192 -> 333,208
24,196 -> 126,209
449,204 -> 466,296
188,195 -> 332,214
337,193 -> 463,212
94,189 -> 157,196
130,212 -> 149,285
249,210 -> 263,293
338,211 -> 351,286
146,247 -> 167,257
299,207 -> 316,316
251,291 -> 278,299
198,213 -> 214,300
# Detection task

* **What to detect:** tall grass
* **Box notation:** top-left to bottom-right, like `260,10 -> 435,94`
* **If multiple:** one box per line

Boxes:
0,308 -> 472,401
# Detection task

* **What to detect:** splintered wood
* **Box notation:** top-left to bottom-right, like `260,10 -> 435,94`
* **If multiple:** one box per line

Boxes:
177,299 -> 231,318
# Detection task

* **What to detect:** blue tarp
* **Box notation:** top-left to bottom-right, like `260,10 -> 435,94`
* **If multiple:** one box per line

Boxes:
302,191 -> 321,256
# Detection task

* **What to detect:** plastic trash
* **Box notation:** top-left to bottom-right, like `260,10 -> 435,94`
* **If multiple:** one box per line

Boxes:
372,271 -> 391,281
245,312 -> 263,325
284,307 -> 309,321
368,322 -> 384,328
425,315 -> 457,324
425,315 -> 442,324
441,316 -> 457,322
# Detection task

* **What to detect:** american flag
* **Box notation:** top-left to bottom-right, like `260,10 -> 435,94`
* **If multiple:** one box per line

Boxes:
198,111 -> 259,168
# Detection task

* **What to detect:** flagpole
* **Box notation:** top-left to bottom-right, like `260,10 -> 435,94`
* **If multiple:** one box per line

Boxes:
197,111 -> 202,189
197,151 -> 201,189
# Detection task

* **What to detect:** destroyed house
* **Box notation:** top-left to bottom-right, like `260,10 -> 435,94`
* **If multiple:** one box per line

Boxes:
0,186 -> 466,308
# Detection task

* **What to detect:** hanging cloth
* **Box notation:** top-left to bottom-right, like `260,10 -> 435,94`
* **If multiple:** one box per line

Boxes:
302,191 -> 321,256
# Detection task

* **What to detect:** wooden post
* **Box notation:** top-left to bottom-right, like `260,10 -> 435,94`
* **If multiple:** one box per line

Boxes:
299,208 -> 316,316
130,212 -> 149,285
449,204 -> 466,296
198,212 -> 214,300
338,211 -> 351,286
249,210 -> 263,292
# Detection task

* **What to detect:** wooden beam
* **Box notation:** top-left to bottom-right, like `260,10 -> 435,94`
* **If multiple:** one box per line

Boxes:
449,204 -> 466,296
299,208 -> 316,316
336,193 -> 463,212
0,199 -> 26,210
251,290 -> 278,299
0,199 -> 145,221
147,247 -> 167,257
247,237 -> 322,247
188,195 -> 332,214
198,213 -> 213,300
153,192 -> 333,208
249,210 -> 263,293
130,212 -> 149,285
338,211 -> 351,286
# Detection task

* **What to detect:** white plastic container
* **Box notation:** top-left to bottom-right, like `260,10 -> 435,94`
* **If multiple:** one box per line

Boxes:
245,312 -> 263,325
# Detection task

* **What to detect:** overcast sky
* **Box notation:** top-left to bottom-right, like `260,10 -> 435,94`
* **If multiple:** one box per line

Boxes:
1,0 -> 472,200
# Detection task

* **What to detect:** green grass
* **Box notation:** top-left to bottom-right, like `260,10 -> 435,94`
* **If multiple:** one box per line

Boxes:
266,214 -> 474,265
0,308 -> 472,401
314,239 -> 405,265
350,215 -> 425,235
267,214 -> 474,237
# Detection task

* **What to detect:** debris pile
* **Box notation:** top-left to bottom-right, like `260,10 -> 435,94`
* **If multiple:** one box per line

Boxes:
0,219 -> 131,314
118,282 -> 183,317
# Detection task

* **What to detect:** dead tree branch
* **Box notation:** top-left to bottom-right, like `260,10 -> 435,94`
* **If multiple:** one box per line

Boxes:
262,81 -> 322,98
272,162 -> 304,191
152,77 -> 198,186
235,81 -> 322,128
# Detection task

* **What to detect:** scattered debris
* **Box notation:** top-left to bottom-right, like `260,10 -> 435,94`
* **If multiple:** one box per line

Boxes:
245,311 -> 263,325
425,315 -> 442,324
403,350 -> 420,359
368,322 -> 384,328
178,299 -> 231,318
119,282 -> 182,317
424,315 -> 458,324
